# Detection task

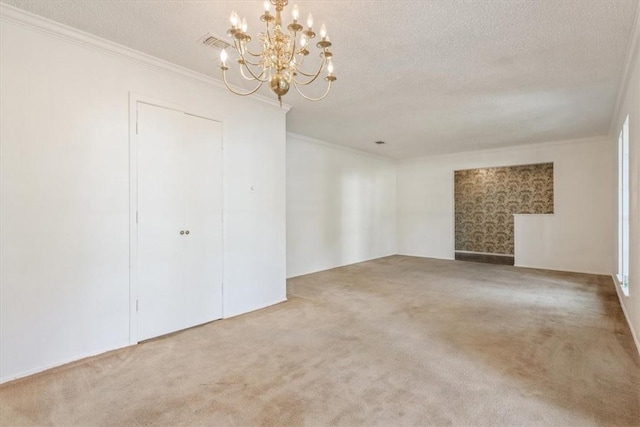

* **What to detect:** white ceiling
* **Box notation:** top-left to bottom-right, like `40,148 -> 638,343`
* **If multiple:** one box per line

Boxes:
3,0 -> 638,159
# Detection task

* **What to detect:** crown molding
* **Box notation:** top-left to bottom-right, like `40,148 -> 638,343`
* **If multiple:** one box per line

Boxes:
286,132 -> 396,162
287,132 -> 610,164
397,135 -> 611,164
0,3 -> 292,112
609,3 -> 640,136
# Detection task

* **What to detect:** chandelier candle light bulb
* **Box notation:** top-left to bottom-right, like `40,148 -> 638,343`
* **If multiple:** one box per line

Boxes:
219,0 -> 337,105
220,48 -> 228,67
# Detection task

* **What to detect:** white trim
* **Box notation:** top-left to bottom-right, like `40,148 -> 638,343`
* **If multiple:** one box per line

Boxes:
222,298 -> 288,319
286,132 -> 396,162
395,253 -> 456,262
512,263 -> 609,276
398,135 -> 609,164
609,3 -> 640,137
0,3 -> 291,112
612,275 -> 640,357
0,343 -> 131,385
451,170 -> 456,259
128,93 -> 139,345
286,253 -> 397,279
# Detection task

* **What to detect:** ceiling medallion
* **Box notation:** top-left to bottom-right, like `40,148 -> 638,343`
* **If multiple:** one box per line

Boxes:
220,0 -> 336,105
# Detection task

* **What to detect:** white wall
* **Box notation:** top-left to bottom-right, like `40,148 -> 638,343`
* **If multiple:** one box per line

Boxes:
396,137 -> 614,275
0,8 -> 286,383
610,7 -> 640,354
286,134 -> 396,278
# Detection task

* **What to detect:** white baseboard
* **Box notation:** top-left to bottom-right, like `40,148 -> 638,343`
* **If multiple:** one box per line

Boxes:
0,343 -> 131,385
395,252 -> 455,261
611,274 -> 640,357
513,263 -> 609,276
286,253 -> 398,279
223,298 -> 288,319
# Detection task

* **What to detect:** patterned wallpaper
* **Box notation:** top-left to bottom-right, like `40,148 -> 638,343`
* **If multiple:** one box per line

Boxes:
454,163 -> 554,255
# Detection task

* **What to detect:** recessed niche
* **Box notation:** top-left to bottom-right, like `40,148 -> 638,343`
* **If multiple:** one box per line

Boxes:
454,162 -> 554,263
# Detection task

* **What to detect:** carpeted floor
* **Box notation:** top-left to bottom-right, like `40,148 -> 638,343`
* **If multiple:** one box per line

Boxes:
1,256 -> 639,426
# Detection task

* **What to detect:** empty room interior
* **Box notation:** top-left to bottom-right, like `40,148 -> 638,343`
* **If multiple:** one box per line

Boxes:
1,0 -> 640,425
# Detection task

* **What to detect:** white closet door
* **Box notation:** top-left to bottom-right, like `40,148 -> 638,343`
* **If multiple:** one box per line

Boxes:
136,103 -> 222,341
182,113 -> 223,325
137,103 -> 186,341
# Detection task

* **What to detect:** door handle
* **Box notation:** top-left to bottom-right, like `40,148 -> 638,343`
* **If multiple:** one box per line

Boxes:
180,230 -> 185,235
185,230 -> 190,235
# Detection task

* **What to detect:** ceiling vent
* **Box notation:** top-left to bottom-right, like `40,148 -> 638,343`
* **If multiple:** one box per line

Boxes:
197,33 -> 231,50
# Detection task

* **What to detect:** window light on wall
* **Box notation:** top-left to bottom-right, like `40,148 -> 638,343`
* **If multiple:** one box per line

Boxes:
618,115 -> 630,296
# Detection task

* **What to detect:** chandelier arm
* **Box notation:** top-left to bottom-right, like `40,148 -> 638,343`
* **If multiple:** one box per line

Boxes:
235,46 -> 268,81
233,38 -> 246,58
221,70 -> 265,96
293,51 -> 327,78
295,67 -> 322,78
295,50 -> 311,67
238,54 -> 264,67
296,53 -> 306,68
240,31 -> 263,57
232,39 -> 263,69
243,48 -> 264,58
292,80 -> 333,101
287,33 -> 298,65
293,57 -> 327,85
233,39 -> 250,63
239,62 -> 269,82
233,38 -> 260,66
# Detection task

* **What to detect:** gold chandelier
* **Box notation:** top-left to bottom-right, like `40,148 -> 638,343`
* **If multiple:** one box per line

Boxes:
219,0 -> 336,105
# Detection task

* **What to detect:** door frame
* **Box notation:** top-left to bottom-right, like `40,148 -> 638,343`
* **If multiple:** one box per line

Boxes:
128,92 -> 224,344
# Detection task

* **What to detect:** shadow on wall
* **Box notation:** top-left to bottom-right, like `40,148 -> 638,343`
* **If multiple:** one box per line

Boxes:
455,163 -> 554,255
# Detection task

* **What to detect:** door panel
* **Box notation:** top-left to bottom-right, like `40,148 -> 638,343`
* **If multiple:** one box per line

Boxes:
136,103 -> 222,341
137,103 -> 186,341
182,114 -> 223,324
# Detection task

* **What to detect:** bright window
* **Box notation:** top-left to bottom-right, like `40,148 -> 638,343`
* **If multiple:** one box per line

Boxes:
618,115 -> 630,296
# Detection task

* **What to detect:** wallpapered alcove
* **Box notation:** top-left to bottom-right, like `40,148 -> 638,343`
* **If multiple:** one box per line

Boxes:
454,163 -> 554,262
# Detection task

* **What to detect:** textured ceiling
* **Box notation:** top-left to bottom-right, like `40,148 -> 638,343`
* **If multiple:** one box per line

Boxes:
3,0 -> 638,159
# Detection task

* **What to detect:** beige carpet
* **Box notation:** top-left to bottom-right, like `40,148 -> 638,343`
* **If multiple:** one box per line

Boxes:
1,256 -> 639,426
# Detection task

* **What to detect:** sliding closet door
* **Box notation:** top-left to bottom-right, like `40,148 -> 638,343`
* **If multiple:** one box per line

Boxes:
136,103 -> 222,341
